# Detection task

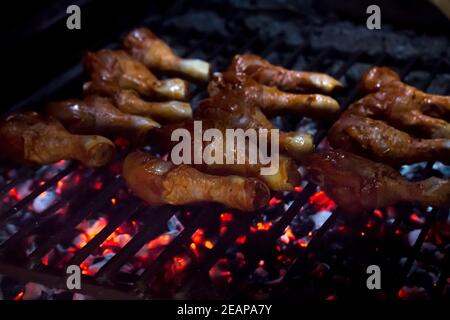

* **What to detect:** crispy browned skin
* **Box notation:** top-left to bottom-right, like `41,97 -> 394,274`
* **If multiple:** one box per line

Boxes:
123,151 -> 270,211
303,150 -> 450,215
113,89 -> 192,123
208,72 -> 340,119
124,28 -> 211,83
0,112 -> 115,167
156,120 -> 301,191
357,67 -> 450,138
83,49 -> 189,101
197,73 -> 314,160
329,113 -> 450,166
229,54 -> 342,94
46,95 -> 160,143
329,67 -> 450,165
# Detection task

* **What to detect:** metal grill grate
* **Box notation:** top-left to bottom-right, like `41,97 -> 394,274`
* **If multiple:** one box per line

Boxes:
0,5 -> 449,300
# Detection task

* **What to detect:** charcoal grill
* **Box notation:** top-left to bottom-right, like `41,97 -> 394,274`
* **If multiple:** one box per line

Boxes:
0,0 -> 449,300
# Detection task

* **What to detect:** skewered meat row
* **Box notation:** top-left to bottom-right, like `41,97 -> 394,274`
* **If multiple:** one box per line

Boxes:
124,28 -> 211,83
155,119 -> 301,191
208,72 -> 340,120
329,67 -> 450,166
83,50 -> 190,101
123,151 -> 270,211
229,54 -> 342,94
47,95 -> 160,143
302,150 -> 450,215
0,112 -> 115,167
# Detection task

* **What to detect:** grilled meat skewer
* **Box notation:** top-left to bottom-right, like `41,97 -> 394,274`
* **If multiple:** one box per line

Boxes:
229,53 -> 342,94
123,151 -> 270,211
303,150 -> 450,215
124,28 -> 211,83
113,90 -> 192,123
0,112 -> 115,167
47,95 -> 160,143
83,50 -> 189,101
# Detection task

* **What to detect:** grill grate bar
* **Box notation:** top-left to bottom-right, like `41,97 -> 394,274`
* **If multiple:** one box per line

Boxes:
0,174 -> 91,254
277,209 -> 340,290
67,200 -> 143,266
135,206 -> 218,294
388,59 -> 447,294
95,205 -> 174,284
0,162 -> 77,227
27,176 -> 124,269
175,44 -> 365,297
176,214 -> 255,298
0,168 -> 35,199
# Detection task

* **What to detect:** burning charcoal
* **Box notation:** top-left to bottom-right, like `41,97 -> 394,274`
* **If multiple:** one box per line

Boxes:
244,15 -> 304,46
403,71 -> 431,89
345,62 -> 372,84
311,210 -> 333,230
398,286 -> 429,300
164,10 -> 227,36
408,229 -> 421,246
310,22 -> 384,56
427,74 -> 450,95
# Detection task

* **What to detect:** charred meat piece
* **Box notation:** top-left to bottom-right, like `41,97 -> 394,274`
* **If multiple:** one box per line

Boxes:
47,95 -> 160,143
329,113 -> 450,166
208,72 -> 340,120
329,67 -> 450,165
123,151 -> 270,211
113,90 -> 192,123
303,150 -> 450,215
355,66 -> 450,138
197,74 -> 314,160
124,28 -> 211,83
229,54 -> 342,94
83,50 -> 189,101
0,112 -> 115,167
156,120 -> 301,191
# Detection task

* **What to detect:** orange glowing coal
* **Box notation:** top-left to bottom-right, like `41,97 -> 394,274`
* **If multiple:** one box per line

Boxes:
309,191 -> 336,211
191,229 -> 205,244
14,291 -> 24,301
255,221 -> 273,231
73,218 -> 108,250
268,197 -> 283,206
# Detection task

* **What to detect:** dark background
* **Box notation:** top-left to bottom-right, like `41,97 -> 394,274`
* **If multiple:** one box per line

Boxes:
0,0 -> 449,112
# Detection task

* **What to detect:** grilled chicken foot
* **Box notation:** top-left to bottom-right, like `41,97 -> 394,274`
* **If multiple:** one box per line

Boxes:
329,66 -> 450,165
229,54 -> 342,94
197,75 -> 314,160
123,151 -> 270,211
208,72 -> 340,119
83,50 -> 189,101
0,112 -> 115,167
46,95 -> 160,142
113,90 -> 192,123
303,150 -> 450,215
124,28 -> 211,83
353,66 -> 450,139
328,113 -> 450,166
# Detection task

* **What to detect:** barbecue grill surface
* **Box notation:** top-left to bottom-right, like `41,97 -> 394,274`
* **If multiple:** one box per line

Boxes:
0,0 -> 449,300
